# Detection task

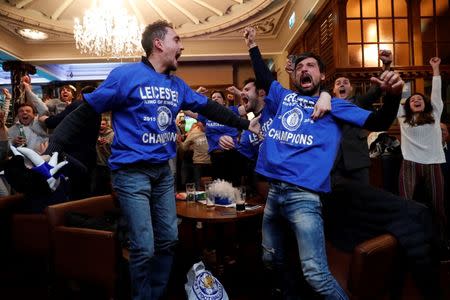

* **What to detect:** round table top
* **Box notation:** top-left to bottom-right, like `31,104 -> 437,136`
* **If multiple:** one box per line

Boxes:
176,200 -> 264,223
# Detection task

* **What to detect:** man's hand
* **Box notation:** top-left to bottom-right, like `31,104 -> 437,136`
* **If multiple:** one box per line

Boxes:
379,50 -> 392,70
226,86 -> 241,96
38,115 -> 48,123
219,135 -> 235,150
97,137 -> 107,145
285,56 -> 295,75
370,71 -> 404,96
248,114 -> 262,138
21,75 -> 31,84
13,136 -> 26,147
1,88 -> 11,99
430,57 -> 441,76
243,26 -> 257,49
196,86 -> 208,94
311,91 -> 331,120
21,75 -> 32,92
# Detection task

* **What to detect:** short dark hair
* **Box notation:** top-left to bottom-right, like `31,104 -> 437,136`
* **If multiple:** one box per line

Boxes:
243,77 -> 264,91
294,52 -> 326,73
17,102 -> 36,114
210,90 -> 225,100
141,20 -> 173,57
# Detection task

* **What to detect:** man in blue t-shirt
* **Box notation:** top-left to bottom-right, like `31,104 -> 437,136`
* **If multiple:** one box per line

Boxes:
219,78 -> 332,199
48,21 -> 259,300
218,79 -> 272,190
185,89 -> 247,186
243,26 -> 404,300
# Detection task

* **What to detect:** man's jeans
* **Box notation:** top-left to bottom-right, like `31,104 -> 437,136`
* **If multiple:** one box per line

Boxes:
112,162 -> 178,300
262,181 -> 348,300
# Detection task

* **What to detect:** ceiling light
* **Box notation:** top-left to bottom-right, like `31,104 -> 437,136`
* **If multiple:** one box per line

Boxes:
73,0 -> 144,58
17,28 -> 48,40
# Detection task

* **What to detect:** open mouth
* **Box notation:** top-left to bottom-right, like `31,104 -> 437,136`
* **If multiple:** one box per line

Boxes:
300,74 -> 312,88
339,87 -> 346,96
175,52 -> 181,60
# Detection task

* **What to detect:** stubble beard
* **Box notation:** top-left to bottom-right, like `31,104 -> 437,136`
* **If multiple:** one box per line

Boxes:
297,84 -> 320,97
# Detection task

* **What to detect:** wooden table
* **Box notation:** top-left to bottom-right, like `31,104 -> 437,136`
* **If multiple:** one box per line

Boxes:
176,200 -> 264,223
176,200 -> 264,276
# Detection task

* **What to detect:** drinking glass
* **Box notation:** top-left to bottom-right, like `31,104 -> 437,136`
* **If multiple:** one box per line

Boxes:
239,186 -> 247,202
235,187 -> 245,212
186,183 -> 196,203
205,183 -> 215,209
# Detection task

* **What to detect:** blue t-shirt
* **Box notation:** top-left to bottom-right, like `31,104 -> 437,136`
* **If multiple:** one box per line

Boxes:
255,81 -> 371,193
198,106 -> 240,153
84,61 -> 207,170
236,106 -> 273,161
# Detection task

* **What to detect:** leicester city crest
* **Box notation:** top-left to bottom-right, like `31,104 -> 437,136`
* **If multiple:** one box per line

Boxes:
281,107 -> 303,131
157,106 -> 172,131
192,271 -> 224,300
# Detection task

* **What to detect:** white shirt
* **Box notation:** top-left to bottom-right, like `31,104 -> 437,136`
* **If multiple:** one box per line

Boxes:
397,76 -> 445,164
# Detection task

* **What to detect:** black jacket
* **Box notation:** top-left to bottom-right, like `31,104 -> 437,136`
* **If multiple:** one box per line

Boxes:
334,86 -> 382,172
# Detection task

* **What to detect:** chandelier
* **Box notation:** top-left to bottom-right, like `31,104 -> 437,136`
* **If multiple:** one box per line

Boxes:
73,0 -> 144,58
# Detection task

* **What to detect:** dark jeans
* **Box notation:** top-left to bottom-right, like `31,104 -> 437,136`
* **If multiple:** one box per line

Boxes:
112,163 -> 178,300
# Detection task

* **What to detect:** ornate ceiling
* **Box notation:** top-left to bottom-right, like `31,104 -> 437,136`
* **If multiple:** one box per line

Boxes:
0,0 -> 298,61
0,0 -> 326,82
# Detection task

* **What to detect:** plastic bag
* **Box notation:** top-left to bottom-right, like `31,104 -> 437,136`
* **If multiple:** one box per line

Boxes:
185,261 -> 229,300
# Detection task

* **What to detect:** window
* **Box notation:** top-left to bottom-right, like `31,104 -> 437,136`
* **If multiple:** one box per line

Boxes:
346,0 -> 409,67
420,0 -> 450,64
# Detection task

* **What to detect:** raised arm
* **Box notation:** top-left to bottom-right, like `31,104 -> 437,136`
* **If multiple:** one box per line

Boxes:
355,50 -> 392,109
363,71 -> 404,131
244,27 -> 275,94
1,88 -> 11,125
21,76 -> 49,116
196,99 -> 249,131
430,57 -> 443,113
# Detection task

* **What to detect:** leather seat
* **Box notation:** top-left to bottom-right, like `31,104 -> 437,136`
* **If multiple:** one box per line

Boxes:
327,233 -> 399,300
0,194 -> 51,258
46,194 -> 121,298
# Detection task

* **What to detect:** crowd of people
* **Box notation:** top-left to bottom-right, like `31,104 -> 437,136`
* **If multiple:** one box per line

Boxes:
0,19 -> 448,300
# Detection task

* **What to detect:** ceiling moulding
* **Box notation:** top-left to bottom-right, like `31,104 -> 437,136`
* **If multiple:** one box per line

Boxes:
175,0 -> 274,37
0,3 -> 72,34
193,0 -> 291,40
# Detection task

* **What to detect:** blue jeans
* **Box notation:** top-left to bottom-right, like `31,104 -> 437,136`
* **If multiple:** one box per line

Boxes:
262,181 -> 348,300
112,163 -> 178,300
